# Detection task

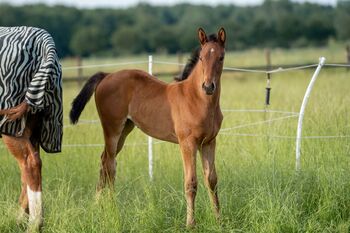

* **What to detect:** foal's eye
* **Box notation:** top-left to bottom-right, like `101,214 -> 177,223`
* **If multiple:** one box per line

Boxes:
219,56 -> 225,62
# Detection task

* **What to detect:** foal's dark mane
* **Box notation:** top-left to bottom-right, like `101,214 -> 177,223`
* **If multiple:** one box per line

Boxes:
175,34 -> 219,82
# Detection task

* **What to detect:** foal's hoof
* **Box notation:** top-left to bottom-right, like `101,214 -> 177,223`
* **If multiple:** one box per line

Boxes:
186,219 -> 196,229
95,190 -> 102,203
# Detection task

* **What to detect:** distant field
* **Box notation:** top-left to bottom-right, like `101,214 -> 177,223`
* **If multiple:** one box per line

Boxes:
1,47 -> 350,232
60,43 -> 349,79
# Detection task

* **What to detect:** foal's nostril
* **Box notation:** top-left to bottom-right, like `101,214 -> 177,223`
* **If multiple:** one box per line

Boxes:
210,82 -> 216,91
202,82 -> 216,95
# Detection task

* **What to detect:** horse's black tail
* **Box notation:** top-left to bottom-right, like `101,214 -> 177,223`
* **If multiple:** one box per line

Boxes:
69,72 -> 108,124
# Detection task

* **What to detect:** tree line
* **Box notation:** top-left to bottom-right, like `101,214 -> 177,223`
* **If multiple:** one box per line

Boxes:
0,0 -> 349,58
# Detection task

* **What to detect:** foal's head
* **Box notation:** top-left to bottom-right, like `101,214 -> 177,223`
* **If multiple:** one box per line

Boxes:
198,27 -> 226,95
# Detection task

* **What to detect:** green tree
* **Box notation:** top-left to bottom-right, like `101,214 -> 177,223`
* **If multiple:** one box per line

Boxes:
111,26 -> 148,54
70,26 -> 108,57
335,1 -> 350,40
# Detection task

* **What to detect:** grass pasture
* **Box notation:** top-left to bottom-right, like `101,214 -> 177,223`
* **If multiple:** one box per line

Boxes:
1,47 -> 350,232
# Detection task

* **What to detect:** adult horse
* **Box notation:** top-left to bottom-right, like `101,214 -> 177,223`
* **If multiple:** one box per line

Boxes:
0,27 -> 62,230
70,27 -> 226,227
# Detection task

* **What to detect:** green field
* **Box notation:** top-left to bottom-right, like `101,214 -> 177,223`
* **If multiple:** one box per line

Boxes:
1,47 -> 350,232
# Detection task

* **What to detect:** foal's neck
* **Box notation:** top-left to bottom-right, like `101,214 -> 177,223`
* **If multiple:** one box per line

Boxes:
186,64 -> 221,107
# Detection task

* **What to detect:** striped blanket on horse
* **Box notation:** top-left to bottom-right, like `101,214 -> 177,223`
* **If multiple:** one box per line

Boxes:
0,26 -> 62,153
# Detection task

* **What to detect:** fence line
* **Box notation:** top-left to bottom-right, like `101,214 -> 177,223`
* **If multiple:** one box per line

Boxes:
222,64 -> 320,74
222,109 -> 299,115
62,60 -> 148,70
219,133 -> 350,140
325,63 -> 350,68
267,64 -> 319,74
220,114 -> 299,132
61,59 -> 350,75
154,61 -> 185,66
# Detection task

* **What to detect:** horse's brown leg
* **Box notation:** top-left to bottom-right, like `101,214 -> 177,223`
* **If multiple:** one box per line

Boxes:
17,161 -> 29,221
179,138 -> 198,227
25,142 -> 42,230
97,119 -> 134,191
200,139 -> 220,220
3,135 -> 42,229
2,136 -> 29,219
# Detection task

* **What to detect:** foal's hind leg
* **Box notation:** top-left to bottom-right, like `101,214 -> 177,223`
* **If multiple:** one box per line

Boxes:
97,119 -> 135,190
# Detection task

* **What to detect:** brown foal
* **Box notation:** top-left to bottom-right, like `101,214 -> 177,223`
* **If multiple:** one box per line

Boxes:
70,27 -> 226,227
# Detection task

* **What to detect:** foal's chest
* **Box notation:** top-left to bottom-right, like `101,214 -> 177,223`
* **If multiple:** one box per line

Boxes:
200,110 -> 223,143
177,107 -> 223,143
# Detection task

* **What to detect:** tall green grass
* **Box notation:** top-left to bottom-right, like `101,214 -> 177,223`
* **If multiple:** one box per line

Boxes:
1,48 -> 350,232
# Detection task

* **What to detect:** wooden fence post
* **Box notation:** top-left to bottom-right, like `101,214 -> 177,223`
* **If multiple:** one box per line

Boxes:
177,52 -> 183,73
76,56 -> 83,86
265,48 -> 271,70
346,45 -> 350,71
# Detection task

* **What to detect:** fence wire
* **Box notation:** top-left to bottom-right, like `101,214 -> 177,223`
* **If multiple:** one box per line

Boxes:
61,58 -> 350,74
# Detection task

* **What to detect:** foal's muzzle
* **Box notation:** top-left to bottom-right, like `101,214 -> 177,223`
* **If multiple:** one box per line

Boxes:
202,82 -> 216,95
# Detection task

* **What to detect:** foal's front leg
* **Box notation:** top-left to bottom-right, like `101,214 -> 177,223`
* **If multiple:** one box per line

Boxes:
179,138 -> 198,227
200,139 -> 220,220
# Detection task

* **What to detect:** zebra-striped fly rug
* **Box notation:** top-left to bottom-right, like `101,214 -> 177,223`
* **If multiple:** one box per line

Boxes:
0,26 -> 62,153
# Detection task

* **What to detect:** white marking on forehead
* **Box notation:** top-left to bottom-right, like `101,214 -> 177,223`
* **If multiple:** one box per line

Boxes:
210,48 -> 215,53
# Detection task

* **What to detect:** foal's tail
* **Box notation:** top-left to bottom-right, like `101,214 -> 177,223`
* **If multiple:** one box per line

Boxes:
69,72 -> 108,124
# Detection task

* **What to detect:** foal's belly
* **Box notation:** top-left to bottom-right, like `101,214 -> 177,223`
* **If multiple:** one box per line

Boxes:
130,115 -> 178,143
128,98 -> 178,144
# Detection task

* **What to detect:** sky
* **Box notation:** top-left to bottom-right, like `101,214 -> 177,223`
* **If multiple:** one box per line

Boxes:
1,0 -> 337,8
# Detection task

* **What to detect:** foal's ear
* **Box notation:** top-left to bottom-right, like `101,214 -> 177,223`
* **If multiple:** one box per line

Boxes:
217,27 -> 226,45
198,28 -> 208,46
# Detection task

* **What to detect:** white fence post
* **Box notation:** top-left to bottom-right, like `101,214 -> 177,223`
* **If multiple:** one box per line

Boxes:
295,57 -> 326,171
148,55 -> 153,180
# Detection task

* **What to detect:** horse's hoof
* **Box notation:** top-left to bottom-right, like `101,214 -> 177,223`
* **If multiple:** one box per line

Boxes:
16,207 -> 28,225
26,220 -> 43,233
27,213 -> 43,233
